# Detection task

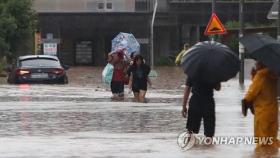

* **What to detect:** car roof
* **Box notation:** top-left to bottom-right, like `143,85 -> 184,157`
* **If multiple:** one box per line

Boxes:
19,55 -> 59,61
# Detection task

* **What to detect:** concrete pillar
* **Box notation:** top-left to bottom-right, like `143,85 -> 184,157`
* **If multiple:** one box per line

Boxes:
196,25 -> 200,43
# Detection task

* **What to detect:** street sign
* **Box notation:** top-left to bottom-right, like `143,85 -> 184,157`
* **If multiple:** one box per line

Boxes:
43,43 -> 57,56
267,0 -> 278,19
34,32 -> 41,54
204,13 -> 227,36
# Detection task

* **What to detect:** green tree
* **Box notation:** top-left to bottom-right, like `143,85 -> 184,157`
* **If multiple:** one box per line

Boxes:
0,0 -> 37,60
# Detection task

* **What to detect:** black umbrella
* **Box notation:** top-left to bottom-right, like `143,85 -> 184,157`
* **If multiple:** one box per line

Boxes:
240,34 -> 280,75
181,41 -> 240,84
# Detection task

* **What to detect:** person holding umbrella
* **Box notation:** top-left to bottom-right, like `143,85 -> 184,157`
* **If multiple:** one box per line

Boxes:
240,34 -> 280,148
242,61 -> 279,148
182,78 -> 221,139
110,49 -> 127,100
180,41 -> 240,140
111,32 -> 141,97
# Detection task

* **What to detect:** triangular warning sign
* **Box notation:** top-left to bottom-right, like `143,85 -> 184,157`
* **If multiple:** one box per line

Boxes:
204,13 -> 227,36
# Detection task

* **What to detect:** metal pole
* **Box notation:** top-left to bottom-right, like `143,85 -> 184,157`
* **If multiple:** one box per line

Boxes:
147,0 -> 158,77
278,0 -> 280,41
211,0 -> 216,41
212,0 -> 216,13
277,0 -> 280,98
239,0 -> 245,85
150,0 -> 158,70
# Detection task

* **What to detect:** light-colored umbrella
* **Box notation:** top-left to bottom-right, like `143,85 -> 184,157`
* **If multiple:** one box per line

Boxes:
111,32 -> 140,56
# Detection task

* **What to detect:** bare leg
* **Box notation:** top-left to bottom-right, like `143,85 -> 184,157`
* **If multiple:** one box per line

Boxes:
117,93 -> 124,101
139,90 -> 147,103
111,93 -> 118,100
133,92 -> 139,102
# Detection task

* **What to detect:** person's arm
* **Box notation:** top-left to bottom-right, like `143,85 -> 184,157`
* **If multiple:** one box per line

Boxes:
251,67 -> 257,80
128,74 -> 133,90
122,61 -> 128,73
214,83 -> 221,91
244,72 -> 265,103
124,53 -> 129,61
146,65 -> 152,86
147,77 -> 152,87
182,85 -> 191,118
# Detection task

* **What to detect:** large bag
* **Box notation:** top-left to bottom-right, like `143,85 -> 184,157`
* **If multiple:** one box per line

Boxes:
102,63 -> 114,85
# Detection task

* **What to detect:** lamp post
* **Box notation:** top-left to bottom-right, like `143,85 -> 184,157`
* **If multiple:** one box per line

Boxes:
149,0 -> 158,77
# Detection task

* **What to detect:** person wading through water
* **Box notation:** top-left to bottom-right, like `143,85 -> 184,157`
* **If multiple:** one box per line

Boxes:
182,77 -> 221,143
127,55 -> 151,103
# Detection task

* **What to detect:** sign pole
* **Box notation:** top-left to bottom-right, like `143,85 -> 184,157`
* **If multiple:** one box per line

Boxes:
278,0 -> 280,41
211,0 -> 216,41
239,0 -> 245,86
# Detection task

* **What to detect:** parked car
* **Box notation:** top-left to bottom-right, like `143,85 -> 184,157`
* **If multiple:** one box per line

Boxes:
6,55 -> 69,84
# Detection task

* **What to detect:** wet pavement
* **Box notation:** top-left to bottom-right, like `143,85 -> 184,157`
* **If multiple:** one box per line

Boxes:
0,60 -> 279,158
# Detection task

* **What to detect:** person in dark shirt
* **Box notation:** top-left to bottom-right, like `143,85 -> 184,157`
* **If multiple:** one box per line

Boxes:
127,55 -> 151,102
182,77 -> 221,140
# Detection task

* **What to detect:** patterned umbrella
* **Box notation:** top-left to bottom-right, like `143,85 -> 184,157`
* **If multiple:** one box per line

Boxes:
111,32 -> 140,56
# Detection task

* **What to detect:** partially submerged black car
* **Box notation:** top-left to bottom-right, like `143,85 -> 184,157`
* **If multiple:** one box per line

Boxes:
6,55 -> 69,84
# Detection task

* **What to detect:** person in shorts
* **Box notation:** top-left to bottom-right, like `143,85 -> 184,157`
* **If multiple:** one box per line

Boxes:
127,55 -> 151,102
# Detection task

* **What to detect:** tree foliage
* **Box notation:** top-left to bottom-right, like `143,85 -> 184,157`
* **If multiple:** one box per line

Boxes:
0,0 -> 37,59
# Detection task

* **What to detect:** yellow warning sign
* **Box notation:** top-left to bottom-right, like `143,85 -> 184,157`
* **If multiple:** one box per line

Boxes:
204,13 -> 227,35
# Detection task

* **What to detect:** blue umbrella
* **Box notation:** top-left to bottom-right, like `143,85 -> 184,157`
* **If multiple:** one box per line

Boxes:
111,32 -> 140,56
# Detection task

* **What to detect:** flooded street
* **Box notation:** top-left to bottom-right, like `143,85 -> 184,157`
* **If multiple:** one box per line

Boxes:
0,62 -> 279,158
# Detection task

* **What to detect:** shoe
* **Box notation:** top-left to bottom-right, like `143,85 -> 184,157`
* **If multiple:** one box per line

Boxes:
242,99 -> 248,117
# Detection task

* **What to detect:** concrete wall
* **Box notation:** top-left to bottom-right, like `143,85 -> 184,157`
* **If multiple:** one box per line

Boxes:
38,14 -> 150,66
33,0 -> 136,13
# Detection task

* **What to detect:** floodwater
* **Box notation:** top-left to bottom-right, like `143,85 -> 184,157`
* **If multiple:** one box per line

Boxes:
0,61 -> 279,158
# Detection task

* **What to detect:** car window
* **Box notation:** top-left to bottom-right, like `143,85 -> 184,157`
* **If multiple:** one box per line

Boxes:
20,58 -> 61,67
